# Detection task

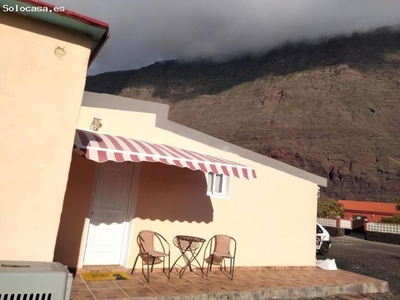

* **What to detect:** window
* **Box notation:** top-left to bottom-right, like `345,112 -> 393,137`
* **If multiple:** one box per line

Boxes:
207,172 -> 230,198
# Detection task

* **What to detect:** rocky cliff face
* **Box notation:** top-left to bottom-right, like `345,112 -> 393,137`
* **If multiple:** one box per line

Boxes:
86,27 -> 400,201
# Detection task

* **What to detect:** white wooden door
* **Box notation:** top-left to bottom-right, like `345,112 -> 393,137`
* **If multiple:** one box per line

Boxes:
84,162 -> 134,265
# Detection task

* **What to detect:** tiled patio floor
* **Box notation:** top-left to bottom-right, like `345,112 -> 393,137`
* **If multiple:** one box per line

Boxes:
71,266 -> 389,300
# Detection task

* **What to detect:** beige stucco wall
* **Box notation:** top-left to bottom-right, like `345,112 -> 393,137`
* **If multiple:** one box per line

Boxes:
132,162 -> 317,268
54,154 -> 97,268
71,96 -> 321,268
0,12 -> 92,261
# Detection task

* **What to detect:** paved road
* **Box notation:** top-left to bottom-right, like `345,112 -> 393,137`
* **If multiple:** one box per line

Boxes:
313,233 -> 400,300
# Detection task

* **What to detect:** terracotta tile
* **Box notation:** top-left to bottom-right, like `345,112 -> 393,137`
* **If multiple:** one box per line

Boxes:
170,280 -> 199,289
151,284 -> 184,296
72,280 -> 88,290
73,266 -> 388,300
90,288 -> 128,299
73,275 -> 85,282
85,280 -> 118,289
216,284 -> 242,292
143,277 -> 171,286
167,275 -> 182,282
114,278 -> 148,288
70,289 -> 95,300
122,286 -> 158,297
176,284 -> 209,294
171,271 -> 202,280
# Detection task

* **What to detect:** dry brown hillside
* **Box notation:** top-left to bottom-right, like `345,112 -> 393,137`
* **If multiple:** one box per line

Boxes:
85,27 -> 400,201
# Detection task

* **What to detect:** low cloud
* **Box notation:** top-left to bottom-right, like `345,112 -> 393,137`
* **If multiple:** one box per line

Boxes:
49,0 -> 400,75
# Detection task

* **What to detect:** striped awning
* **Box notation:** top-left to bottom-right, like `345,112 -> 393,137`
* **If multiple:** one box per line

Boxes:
74,129 -> 257,180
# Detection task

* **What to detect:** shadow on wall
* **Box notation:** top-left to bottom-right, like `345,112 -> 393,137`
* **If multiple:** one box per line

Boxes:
135,162 -> 213,223
53,154 -> 97,268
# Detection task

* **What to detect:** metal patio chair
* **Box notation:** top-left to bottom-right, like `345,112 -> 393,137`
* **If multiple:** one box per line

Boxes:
131,230 -> 170,282
202,234 -> 237,280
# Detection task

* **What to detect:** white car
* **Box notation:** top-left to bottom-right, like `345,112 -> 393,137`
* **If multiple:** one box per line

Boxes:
316,223 -> 332,256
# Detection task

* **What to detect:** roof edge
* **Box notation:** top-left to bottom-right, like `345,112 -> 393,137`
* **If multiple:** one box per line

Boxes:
161,118 -> 328,187
6,0 -> 109,66
20,0 -> 109,27
82,92 -> 328,187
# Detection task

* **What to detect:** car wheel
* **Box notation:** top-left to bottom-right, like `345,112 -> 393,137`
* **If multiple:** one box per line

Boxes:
319,242 -> 329,256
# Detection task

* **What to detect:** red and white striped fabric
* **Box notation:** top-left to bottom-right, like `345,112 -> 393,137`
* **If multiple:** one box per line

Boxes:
74,129 -> 257,180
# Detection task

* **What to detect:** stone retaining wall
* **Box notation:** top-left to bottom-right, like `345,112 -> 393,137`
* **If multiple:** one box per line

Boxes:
324,226 -> 345,237
365,231 -> 400,245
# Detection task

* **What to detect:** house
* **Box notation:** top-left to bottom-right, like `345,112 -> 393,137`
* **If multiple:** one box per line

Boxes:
338,200 -> 398,222
54,92 -> 327,270
0,0 -> 109,261
1,0 -> 328,271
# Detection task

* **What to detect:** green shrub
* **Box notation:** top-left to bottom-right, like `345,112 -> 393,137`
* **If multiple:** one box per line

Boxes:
381,215 -> 400,224
317,198 -> 344,218
393,197 -> 400,212
381,197 -> 400,223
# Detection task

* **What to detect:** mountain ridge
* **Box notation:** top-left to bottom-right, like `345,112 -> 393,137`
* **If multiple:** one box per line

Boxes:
86,27 -> 400,202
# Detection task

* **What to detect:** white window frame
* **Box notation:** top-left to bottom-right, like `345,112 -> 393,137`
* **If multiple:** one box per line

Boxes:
206,172 -> 230,198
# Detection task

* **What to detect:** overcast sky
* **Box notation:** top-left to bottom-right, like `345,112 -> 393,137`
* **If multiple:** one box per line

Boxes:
49,0 -> 400,75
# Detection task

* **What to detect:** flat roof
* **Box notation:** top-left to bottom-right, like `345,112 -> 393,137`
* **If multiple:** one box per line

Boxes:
339,200 -> 398,214
1,0 -> 109,66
